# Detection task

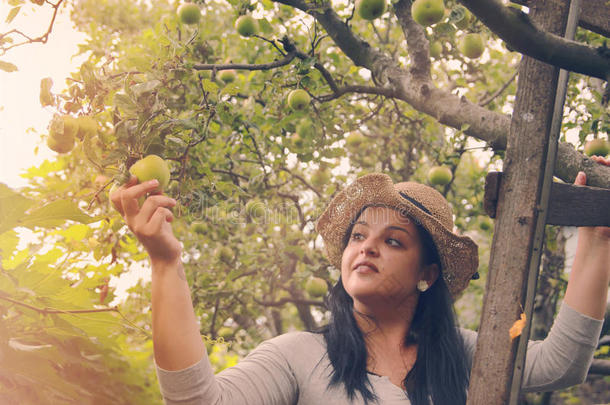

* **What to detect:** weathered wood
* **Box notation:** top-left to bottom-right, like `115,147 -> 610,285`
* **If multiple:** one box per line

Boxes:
484,172 -> 610,226
512,0 -> 610,37
466,1 -> 571,403
579,0 -> 610,37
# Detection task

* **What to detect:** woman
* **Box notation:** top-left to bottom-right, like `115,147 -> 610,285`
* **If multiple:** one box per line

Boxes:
110,159 -> 608,405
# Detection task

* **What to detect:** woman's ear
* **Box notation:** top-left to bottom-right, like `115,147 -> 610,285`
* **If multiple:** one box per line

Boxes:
423,263 -> 440,286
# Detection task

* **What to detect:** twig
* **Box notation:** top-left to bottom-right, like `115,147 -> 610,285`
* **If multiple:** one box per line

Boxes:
0,0 -> 64,55
478,70 -> 518,107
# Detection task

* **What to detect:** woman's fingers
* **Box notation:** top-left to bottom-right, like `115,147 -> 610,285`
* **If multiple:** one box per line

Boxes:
149,207 -> 175,231
590,155 -> 610,166
139,195 -> 177,224
574,171 -> 587,186
110,176 -> 138,216
121,179 -> 161,218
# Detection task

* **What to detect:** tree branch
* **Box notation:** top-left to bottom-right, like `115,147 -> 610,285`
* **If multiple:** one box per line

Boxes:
253,296 -> 325,308
511,0 -> 610,37
270,0 -> 610,188
393,0 -> 432,78
459,0 -> 610,81
0,0 -> 64,55
192,52 -> 296,71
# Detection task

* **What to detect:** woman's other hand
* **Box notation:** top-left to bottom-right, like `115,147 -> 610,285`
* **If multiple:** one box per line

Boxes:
573,155 -> 610,240
565,155 -> 610,320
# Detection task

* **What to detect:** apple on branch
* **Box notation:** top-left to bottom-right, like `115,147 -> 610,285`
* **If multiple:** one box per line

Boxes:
129,154 -> 171,193
287,89 -> 310,110
427,165 -> 453,186
219,69 -> 237,83
177,3 -> 201,25
584,139 -> 610,157
235,15 -> 258,37
356,0 -> 386,21
411,0 -> 445,27
458,33 -> 485,59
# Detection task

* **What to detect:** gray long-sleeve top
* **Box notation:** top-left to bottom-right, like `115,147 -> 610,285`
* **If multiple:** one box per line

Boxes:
156,303 -> 602,404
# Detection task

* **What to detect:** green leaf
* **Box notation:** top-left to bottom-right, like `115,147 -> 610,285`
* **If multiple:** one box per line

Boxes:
0,230 -> 19,258
130,79 -> 161,97
201,79 -> 218,93
0,60 -> 18,72
17,200 -> 100,230
114,93 -> 137,115
0,183 -> 34,234
5,6 -> 20,24
258,17 -> 273,34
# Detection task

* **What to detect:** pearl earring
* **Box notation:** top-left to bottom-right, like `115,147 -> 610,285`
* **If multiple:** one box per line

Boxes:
417,280 -> 429,292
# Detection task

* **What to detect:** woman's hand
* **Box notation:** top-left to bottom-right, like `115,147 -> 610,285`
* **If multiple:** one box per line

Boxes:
574,155 -> 610,240
564,155 -> 610,320
110,175 -> 182,266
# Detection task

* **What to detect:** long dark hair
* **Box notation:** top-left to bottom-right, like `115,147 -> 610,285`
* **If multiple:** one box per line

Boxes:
319,215 -> 470,404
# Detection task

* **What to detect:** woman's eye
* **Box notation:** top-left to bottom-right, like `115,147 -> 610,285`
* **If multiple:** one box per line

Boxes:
387,239 -> 401,247
350,233 -> 401,247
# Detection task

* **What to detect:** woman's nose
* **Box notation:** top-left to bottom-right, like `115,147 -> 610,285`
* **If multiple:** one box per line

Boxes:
360,239 -> 379,256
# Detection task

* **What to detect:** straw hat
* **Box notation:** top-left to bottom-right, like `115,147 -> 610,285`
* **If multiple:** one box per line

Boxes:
315,173 -> 479,298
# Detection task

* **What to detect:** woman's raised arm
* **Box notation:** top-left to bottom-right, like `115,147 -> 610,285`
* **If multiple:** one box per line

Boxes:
110,176 -> 205,371
564,156 -> 610,321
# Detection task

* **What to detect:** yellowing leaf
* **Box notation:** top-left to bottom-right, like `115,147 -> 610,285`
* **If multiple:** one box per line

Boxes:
509,312 -> 527,340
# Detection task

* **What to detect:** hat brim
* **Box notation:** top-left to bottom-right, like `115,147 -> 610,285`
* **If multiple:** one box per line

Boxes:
315,173 -> 479,299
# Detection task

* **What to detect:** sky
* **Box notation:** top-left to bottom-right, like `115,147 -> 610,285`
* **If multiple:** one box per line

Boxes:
0,2 -> 146,301
0,2 -> 87,189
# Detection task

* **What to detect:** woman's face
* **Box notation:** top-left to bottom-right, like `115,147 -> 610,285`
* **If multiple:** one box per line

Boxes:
340,206 -> 438,313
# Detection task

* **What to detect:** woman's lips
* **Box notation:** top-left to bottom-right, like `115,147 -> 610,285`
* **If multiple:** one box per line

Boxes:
354,264 -> 378,274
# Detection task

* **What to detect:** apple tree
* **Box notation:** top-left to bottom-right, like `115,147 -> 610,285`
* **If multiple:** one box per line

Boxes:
2,0 -> 609,402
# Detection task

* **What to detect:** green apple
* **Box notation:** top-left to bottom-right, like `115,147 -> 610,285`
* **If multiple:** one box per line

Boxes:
191,222 -> 207,235
356,0 -> 386,20
215,246 -> 234,264
47,115 -> 75,153
345,132 -> 366,150
177,3 -> 201,25
429,41 -> 442,59
427,165 -> 452,186
62,115 -> 79,140
219,69 -> 236,83
75,116 -> 98,140
245,199 -> 265,219
458,33 -> 484,59
287,89 -> 310,110
47,135 -> 74,154
129,154 -> 171,193
411,0 -> 445,27
584,139 -> 610,157
305,277 -> 328,297
478,216 -> 493,231
235,15 -> 258,37
291,133 -> 305,150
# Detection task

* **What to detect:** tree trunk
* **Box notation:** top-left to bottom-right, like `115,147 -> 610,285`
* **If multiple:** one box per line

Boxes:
466,1 -> 571,403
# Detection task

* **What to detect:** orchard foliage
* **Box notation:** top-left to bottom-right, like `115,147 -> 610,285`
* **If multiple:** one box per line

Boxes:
1,0 -> 609,402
